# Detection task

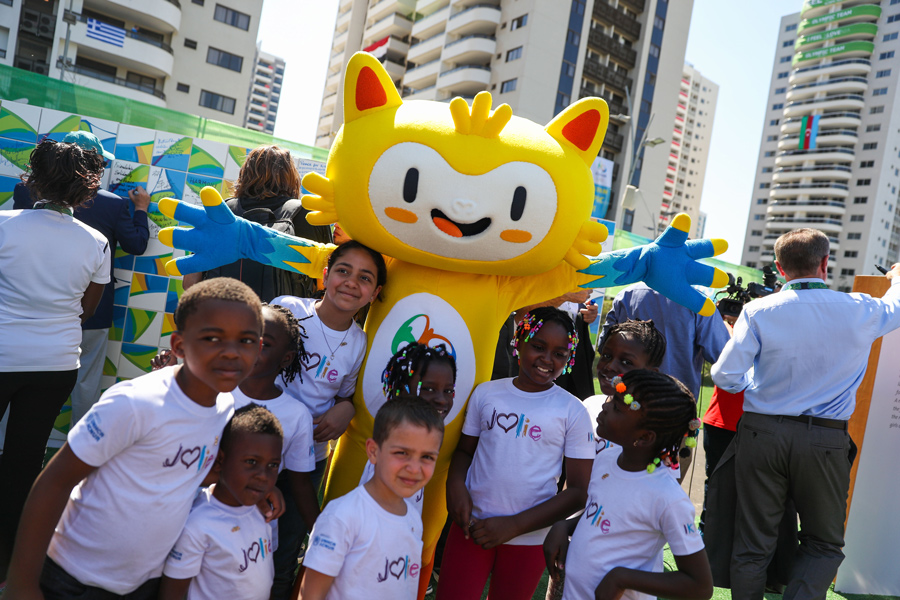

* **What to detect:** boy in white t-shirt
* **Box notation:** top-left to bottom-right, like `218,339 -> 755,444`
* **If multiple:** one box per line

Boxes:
5,279 -> 279,599
160,404 -> 283,600
299,397 -> 444,600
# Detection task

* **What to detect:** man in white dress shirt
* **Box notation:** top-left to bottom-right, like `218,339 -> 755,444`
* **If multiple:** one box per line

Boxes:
712,228 -> 900,600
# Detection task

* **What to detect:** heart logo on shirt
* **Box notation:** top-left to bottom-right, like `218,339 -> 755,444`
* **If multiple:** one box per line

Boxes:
496,413 -> 519,433
247,542 -> 260,563
304,352 -> 322,372
585,501 -> 600,519
389,558 -> 407,579
180,447 -> 201,469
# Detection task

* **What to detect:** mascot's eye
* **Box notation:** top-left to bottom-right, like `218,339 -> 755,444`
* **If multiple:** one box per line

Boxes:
403,168 -> 419,203
510,186 -> 527,221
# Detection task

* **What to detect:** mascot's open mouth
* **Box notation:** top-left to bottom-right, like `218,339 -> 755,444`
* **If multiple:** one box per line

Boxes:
431,209 -> 491,238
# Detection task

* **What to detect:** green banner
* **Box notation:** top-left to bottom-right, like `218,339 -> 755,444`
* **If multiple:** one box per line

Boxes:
796,23 -> 878,48
792,40 -> 875,65
799,4 -> 882,33
801,0 -> 843,15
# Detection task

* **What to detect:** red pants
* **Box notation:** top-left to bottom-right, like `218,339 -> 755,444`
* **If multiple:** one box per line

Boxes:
436,522 -> 546,600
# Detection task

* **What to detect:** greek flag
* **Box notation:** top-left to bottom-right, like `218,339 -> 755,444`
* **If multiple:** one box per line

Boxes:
86,18 -> 125,47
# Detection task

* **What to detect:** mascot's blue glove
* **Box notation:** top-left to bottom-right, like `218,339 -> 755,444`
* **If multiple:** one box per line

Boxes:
157,187 -> 333,277
579,214 -> 728,316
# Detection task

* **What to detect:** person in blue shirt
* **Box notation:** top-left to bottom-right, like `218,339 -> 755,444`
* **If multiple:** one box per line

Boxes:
712,228 -> 900,600
13,131 -> 150,425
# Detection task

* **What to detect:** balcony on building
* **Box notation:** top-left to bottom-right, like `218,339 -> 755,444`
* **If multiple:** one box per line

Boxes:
798,3 -> 882,34
330,48 -> 345,70
336,5 -> 353,31
402,84 -> 438,101
411,5 -> 450,40
324,69 -> 342,93
789,58 -> 871,84
582,56 -> 632,94
435,63 -> 490,96
783,93 -> 864,117
781,111 -> 861,134
381,55 -> 406,81
445,4 -> 501,37
442,34 -> 495,64
450,0 -> 499,7
777,128 -> 858,150
367,0 -> 416,24
65,56 -> 166,105
333,28 -> 350,52
618,0 -> 645,12
769,181 -> 849,200
408,31 -> 445,63
591,1 -> 641,39
604,131 -> 624,152
587,27 -> 637,69
785,76 -> 868,101
773,164 -> 852,183
765,214 -> 844,234
768,198 -> 847,217
775,146 -> 856,166
69,12 -> 174,77
364,12 -> 414,47
80,0 -> 182,34
402,57 -> 441,89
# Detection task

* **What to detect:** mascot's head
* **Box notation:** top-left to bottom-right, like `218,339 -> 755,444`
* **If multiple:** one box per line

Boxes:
305,52 -> 609,276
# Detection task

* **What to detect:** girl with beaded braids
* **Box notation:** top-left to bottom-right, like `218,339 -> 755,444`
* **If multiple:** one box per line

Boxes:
544,369 -> 712,600
381,343 -> 457,419
437,307 -> 595,600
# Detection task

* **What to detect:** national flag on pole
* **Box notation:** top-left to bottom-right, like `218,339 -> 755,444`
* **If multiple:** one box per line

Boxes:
799,114 -> 820,150
86,18 -> 125,47
363,36 -> 390,59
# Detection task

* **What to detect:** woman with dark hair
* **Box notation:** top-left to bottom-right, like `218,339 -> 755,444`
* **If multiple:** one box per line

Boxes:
183,144 -> 333,300
0,139 -> 112,576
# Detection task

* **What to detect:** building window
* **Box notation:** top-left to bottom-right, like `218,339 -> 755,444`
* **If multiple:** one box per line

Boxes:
184,39 -> 197,49
192,0 -> 204,4
214,4 -> 250,30
556,92 -> 570,107
766,135 -> 777,142
510,14 -> 528,30
857,179 -> 871,186
754,214 -> 765,220
764,151 -> 775,157
876,69 -> 892,78
654,16 -> 664,30
176,82 -> 190,93
199,89 -> 236,114
871,106 -> 885,114
759,183 -> 770,189
757,198 -> 768,204
845,251 -> 859,258
866,124 -> 881,132
207,47 -> 243,72
772,103 -> 783,110
850,215 -> 865,222
873,87 -> 888,96
777,71 -> 789,79
775,87 -> 786,94
888,14 -> 900,23
751,230 -> 763,236
500,79 -> 517,93
746,261 -> 758,268
848,232 -> 862,240
649,44 -> 660,58
860,161 -> 875,168
769,119 -> 779,126
854,197 -> 868,204
566,29 -> 580,46
841,268 -> 856,276
785,23 -> 797,31
125,72 -> 156,94
885,32 -> 899,41
506,46 -> 522,62
879,51 -> 896,60
749,246 -> 761,252
863,142 -> 878,150
779,56 -> 791,63
782,40 -> 793,47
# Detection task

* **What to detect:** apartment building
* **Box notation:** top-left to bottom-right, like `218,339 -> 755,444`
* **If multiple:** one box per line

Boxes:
244,42 -> 285,135
2,0 -> 263,127
741,3 -> 900,291
656,63 -> 717,238
316,0 -> 694,232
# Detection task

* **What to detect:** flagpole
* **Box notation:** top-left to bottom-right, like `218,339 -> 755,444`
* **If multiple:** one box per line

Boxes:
59,0 -> 74,81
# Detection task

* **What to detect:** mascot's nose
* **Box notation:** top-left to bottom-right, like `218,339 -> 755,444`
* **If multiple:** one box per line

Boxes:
450,198 -> 476,220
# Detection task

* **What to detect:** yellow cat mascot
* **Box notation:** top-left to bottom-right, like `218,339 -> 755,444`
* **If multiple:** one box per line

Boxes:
159,52 -> 727,596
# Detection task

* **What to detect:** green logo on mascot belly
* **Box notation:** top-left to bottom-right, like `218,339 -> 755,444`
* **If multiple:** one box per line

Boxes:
391,314 -> 457,360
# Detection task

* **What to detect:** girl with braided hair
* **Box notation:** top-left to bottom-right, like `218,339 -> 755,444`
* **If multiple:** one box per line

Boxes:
437,306 -> 595,600
544,369 -> 713,600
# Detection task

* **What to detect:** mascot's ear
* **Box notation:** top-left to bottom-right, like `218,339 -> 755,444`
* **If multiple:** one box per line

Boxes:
343,52 -> 403,124
545,98 -> 609,167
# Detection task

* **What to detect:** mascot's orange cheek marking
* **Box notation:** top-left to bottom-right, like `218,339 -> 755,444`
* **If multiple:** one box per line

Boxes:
385,207 -> 418,223
433,217 -> 463,238
500,229 -> 533,243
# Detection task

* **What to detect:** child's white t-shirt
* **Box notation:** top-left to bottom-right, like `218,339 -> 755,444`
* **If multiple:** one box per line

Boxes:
583,395 -> 680,480
233,387 -> 315,473
303,485 -> 424,600
358,461 -> 425,515
271,295 -> 367,461
48,367 -> 233,594
164,486 -> 277,600
561,446 -> 704,600
462,378 -> 595,545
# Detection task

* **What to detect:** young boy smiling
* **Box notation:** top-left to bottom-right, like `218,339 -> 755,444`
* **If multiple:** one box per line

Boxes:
299,397 -> 444,600
160,404 -> 284,600
5,279 -> 274,599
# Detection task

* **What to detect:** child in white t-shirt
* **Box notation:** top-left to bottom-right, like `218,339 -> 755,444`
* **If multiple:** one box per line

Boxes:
270,240 -> 386,599
543,370 -> 712,600
358,343 -> 458,515
160,404 -> 283,600
300,397 -> 444,600
438,307 -> 595,600
5,278 -> 274,599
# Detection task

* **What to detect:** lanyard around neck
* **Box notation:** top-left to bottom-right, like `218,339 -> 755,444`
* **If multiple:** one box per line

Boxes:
782,281 -> 828,291
34,201 -> 73,217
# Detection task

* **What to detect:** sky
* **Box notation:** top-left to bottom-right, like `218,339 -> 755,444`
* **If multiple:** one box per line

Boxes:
258,0 -> 797,266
